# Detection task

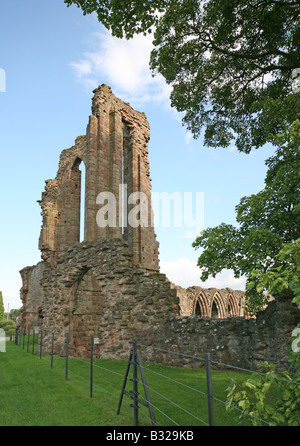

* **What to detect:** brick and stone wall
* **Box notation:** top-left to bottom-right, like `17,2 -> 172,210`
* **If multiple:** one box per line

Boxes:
171,283 -> 247,318
21,237 -> 300,371
34,238 -> 179,358
19,85 -> 300,372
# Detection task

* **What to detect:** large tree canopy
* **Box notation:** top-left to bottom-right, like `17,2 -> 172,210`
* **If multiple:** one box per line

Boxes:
65,0 -> 300,152
192,120 -> 300,311
65,1 -> 300,310
64,0 -> 168,38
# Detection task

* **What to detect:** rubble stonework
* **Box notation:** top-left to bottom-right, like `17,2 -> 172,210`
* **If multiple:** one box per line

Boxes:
171,284 -> 247,318
19,85 -> 300,370
37,85 -> 159,270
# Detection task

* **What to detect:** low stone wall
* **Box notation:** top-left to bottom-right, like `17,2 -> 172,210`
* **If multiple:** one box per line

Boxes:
20,239 -> 300,372
128,295 -> 299,372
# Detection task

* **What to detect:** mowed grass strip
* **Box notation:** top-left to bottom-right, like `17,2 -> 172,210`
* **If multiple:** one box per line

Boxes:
0,340 -> 250,426
0,341 -> 133,426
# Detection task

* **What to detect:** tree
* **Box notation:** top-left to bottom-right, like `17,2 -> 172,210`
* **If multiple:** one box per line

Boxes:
192,120 -> 300,312
65,0 -> 300,152
226,360 -> 300,426
0,291 -> 4,321
253,239 -> 300,306
65,1 -> 300,310
64,0 -> 168,38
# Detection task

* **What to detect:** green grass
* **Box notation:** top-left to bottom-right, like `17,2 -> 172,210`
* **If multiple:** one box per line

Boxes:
0,339 -> 252,426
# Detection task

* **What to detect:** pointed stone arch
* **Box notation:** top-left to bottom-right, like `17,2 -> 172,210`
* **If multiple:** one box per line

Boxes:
210,291 -> 227,318
227,293 -> 240,317
68,267 -> 103,357
193,291 -> 209,317
38,136 -> 87,255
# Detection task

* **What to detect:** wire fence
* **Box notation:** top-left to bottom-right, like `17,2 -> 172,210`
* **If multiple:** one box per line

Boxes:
12,327 -> 300,427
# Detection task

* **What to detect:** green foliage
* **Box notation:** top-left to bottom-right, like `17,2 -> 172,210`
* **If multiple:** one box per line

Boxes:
0,291 -> 4,320
9,308 -> 21,322
249,239 -> 300,306
193,121 -> 300,311
152,0 -> 300,152
0,319 -> 16,337
64,0 -> 168,38
290,323 -> 300,370
64,0 -> 300,152
226,361 -> 300,426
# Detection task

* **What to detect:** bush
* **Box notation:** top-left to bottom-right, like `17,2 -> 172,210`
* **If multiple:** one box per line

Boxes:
226,332 -> 300,428
0,319 -> 16,337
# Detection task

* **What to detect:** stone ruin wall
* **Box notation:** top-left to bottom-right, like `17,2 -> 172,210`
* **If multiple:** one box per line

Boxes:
19,85 -> 300,371
171,283 -> 247,318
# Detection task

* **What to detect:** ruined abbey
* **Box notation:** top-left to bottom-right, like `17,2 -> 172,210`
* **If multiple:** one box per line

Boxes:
20,85 -> 300,370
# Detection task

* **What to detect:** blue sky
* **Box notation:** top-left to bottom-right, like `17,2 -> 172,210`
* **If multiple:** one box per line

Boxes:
0,0 -> 275,310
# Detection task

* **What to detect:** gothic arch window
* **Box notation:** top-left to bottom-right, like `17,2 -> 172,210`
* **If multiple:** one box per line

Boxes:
227,293 -> 239,317
211,292 -> 226,318
64,157 -> 86,245
78,160 -> 86,242
193,292 -> 209,317
195,300 -> 201,315
211,300 -> 219,318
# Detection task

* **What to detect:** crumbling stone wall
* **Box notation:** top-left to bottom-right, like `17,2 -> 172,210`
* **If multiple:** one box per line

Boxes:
19,85 -> 299,371
19,262 -> 49,330
171,284 -> 247,318
38,238 -> 179,358
165,297 -> 300,371
37,85 -> 159,271
38,135 -> 87,261
20,85 -> 174,355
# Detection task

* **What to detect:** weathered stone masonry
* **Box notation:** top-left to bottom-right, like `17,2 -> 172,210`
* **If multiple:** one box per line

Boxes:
37,85 -> 159,270
20,85 -> 300,370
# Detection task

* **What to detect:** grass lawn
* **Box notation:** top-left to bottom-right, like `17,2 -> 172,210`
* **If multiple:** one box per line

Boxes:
0,339 -> 252,426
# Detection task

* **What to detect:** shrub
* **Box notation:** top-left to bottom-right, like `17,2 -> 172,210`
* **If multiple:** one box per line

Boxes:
226,337 -> 300,427
0,319 -> 16,337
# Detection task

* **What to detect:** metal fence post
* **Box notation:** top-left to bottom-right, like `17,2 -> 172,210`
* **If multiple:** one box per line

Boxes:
90,335 -> 94,398
51,332 -> 54,369
39,331 -> 43,359
65,333 -> 69,380
15,327 -> 19,345
131,339 -> 139,427
205,353 -> 214,426
32,330 -> 35,355
27,329 -> 30,352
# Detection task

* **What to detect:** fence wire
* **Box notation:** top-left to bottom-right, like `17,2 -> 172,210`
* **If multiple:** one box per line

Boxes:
13,328 -> 300,427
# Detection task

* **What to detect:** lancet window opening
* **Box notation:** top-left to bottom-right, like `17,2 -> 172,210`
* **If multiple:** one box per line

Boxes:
71,157 -> 86,244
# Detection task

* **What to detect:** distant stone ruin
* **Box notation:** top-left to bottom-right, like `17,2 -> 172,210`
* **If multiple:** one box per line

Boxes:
19,85 -> 299,370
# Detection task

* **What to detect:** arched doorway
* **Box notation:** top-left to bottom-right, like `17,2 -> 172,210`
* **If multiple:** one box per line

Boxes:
69,268 -> 102,357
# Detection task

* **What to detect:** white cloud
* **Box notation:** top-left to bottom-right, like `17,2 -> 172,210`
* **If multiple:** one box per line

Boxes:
70,29 -> 171,106
184,131 -> 195,151
160,257 -> 246,290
